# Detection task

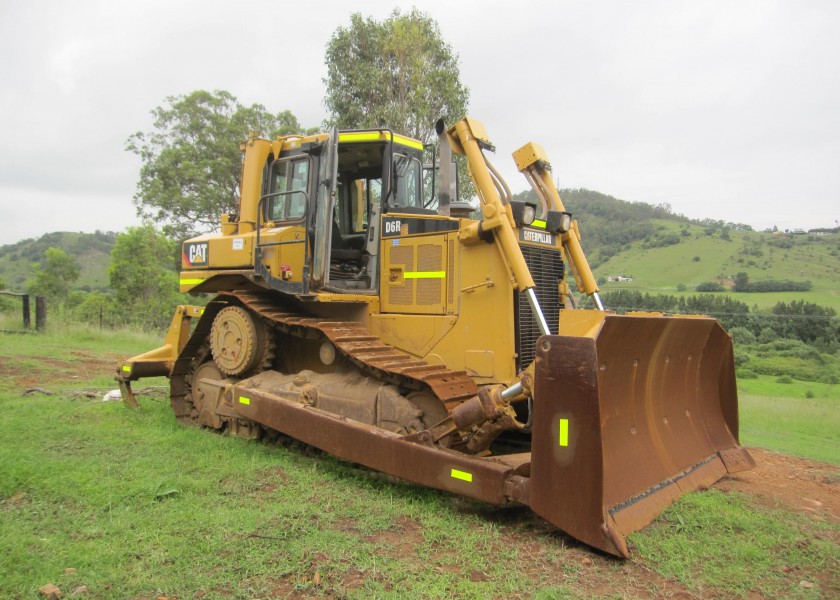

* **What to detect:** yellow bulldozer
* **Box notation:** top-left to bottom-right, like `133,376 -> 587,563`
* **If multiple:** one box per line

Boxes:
117,117 -> 754,557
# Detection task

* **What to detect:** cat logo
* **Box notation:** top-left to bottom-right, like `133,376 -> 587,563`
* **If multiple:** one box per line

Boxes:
183,242 -> 209,267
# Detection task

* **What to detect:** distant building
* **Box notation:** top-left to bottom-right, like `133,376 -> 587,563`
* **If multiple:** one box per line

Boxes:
607,276 -> 634,283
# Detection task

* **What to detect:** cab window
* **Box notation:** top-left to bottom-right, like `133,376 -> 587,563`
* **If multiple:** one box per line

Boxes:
267,157 -> 309,222
392,153 -> 422,210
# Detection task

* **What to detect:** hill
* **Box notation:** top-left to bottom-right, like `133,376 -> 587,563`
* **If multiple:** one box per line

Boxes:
512,188 -> 840,311
0,231 -> 116,292
592,221 -> 840,310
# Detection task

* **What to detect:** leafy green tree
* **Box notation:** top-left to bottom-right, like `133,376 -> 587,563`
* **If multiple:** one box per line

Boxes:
324,9 -> 469,145
771,300 -> 838,343
109,225 -> 189,329
695,281 -> 724,292
127,90 -> 305,240
69,291 -> 120,328
28,247 -> 80,302
733,271 -> 750,291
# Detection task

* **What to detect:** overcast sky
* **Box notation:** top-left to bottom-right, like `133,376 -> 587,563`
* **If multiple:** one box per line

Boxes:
1,1 -> 838,246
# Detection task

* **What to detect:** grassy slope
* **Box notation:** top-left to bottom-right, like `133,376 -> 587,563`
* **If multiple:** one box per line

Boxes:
592,223 -> 840,310
0,231 -> 115,291
1,327 -> 837,598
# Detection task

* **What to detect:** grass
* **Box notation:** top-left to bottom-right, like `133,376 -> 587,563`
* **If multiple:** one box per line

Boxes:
738,377 -> 840,465
0,389 -> 535,598
631,489 -> 837,598
1,327 -> 838,598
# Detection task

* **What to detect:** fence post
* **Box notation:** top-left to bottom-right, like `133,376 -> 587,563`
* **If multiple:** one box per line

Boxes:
22,294 -> 31,329
35,296 -> 47,332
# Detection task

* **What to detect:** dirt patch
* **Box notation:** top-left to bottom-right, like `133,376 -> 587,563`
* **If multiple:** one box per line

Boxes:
718,447 -> 839,523
363,515 -> 423,553
0,352 -> 123,390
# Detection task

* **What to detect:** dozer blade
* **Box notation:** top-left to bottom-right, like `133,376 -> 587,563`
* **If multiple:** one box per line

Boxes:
528,312 -> 755,557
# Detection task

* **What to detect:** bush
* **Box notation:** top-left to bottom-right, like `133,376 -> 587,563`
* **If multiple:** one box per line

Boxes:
641,232 -> 681,249
776,375 -> 793,384
695,281 -> 724,292
729,326 -> 756,346
805,390 -> 815,398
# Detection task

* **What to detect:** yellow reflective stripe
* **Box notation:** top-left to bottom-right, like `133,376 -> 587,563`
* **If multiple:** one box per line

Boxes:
239,396 -> 251,406
559,418 -> 569,447
404,271 -> 445,279
393,134 -> 424,151
339,132 -> 381,143
338,131 -> 423,151
532,219 -> 547,229
450,468 -> 473,482
180,278 -> 205,285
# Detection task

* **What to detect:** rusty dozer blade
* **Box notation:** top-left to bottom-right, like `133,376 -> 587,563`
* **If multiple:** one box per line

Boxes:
528,312 -> 755,557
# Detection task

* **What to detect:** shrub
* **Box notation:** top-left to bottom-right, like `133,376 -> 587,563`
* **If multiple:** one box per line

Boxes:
695,281 -> 724,292
776,375 -> 793,384
729,326 -> 756,346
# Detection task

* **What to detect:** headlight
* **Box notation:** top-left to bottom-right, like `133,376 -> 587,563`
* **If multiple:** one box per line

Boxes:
510,201 -> 537,227
546,210 -> 572,234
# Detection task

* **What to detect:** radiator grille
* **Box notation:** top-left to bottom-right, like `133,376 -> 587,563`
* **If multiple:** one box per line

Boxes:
516,245 -> 564,370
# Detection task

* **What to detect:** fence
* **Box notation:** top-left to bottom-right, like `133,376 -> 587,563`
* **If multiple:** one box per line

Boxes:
0,292 -> 46,332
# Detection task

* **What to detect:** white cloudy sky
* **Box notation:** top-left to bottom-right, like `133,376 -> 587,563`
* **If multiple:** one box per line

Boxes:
1,0 -> 838,245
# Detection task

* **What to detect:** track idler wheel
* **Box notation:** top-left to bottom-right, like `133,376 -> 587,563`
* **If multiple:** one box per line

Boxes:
210,306 -> 272,377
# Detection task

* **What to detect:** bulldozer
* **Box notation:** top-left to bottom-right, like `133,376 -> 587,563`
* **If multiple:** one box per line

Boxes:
117,117 -> 754,557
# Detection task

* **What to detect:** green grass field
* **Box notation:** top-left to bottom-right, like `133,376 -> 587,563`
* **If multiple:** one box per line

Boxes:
1,327 -> 837,598
738,377 -> 840,465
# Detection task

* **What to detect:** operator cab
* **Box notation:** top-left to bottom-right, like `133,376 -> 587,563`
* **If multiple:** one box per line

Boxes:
312,131 -> 430,292
253,129 -> 445,295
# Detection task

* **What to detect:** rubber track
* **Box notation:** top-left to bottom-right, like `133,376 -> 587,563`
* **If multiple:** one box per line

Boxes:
176,291 -> 479,412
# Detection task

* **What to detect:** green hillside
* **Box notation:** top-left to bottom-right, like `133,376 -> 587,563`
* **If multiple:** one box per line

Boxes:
0,231 -> 116,292
592,221 -> 840,310
509,188 -> 840,311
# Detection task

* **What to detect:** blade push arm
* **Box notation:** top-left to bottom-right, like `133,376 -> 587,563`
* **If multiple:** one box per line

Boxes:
513,142 -> 604,310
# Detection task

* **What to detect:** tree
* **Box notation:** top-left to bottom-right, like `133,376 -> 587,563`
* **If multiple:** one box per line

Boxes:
109,225 -> 188,329
127,90 -> 306,241
28,247 -> 80,302
323,9 -> 469,146
733,272 -> 750,292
